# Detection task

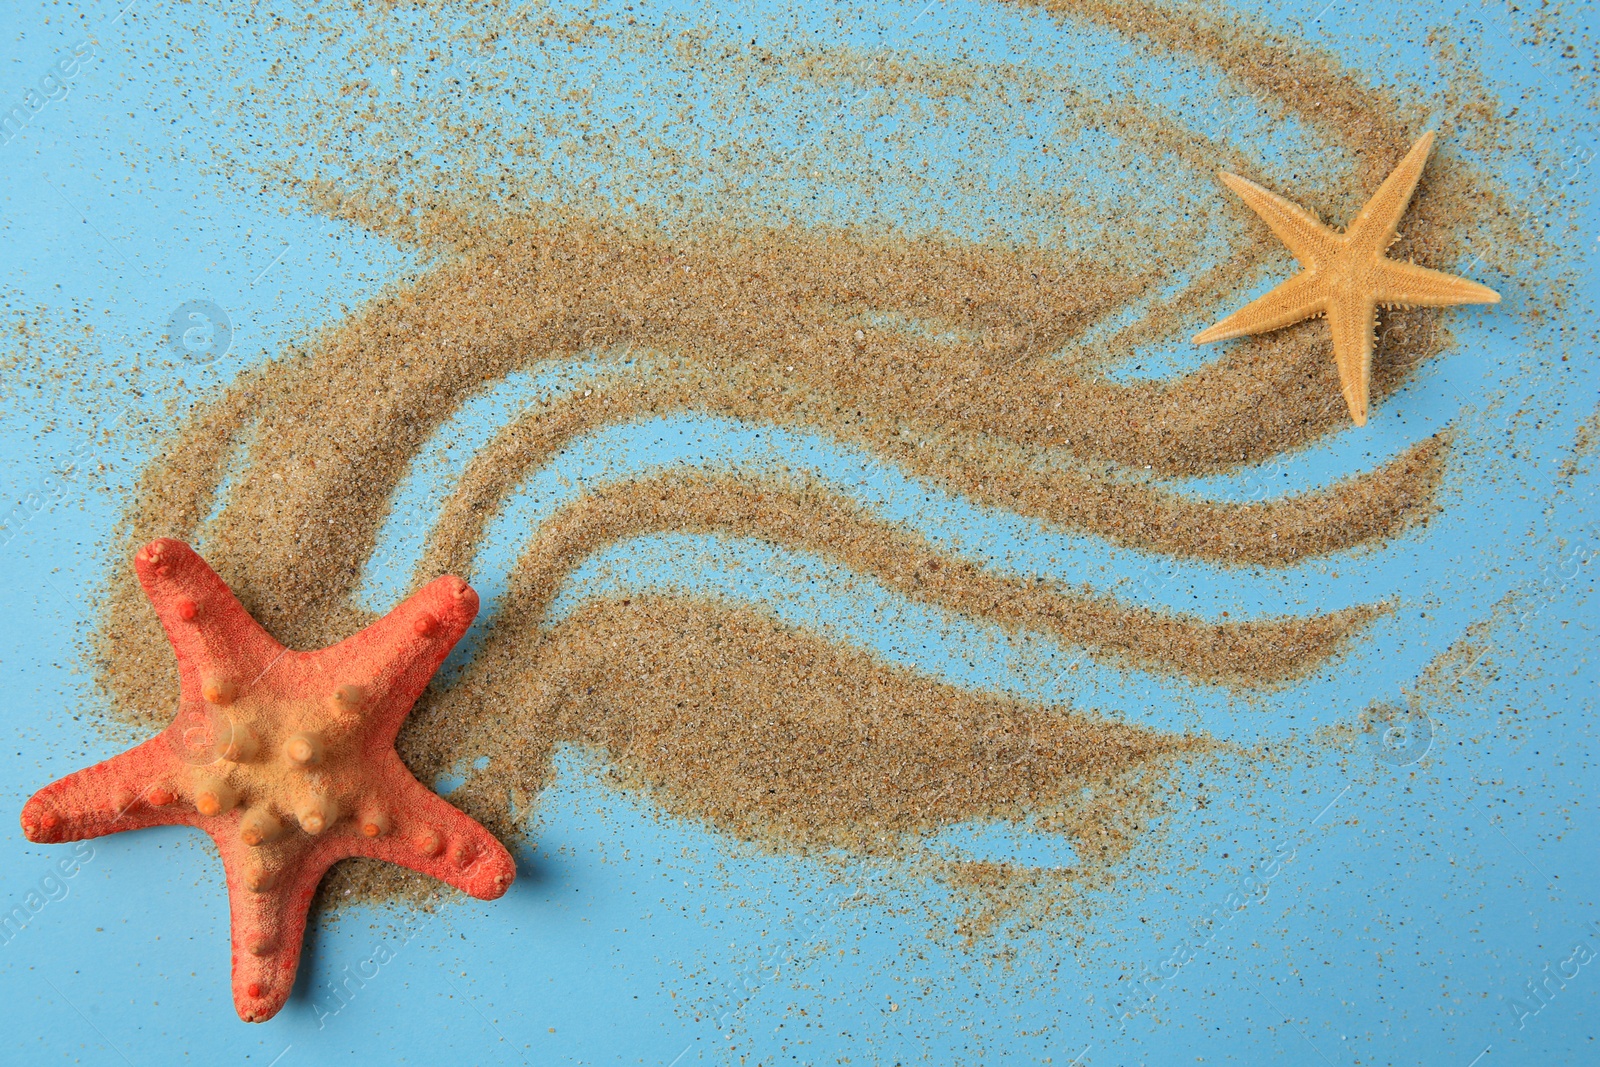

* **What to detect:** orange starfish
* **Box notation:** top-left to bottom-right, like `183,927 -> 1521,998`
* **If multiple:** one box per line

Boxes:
1193,131 -> 1500,425
19,539 -> 515,1022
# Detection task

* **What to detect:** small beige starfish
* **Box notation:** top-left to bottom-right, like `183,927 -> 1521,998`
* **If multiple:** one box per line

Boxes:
1193,131 -> 1500,425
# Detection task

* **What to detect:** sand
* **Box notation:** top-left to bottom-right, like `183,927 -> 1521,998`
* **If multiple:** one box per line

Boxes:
80,0 -> 1537,912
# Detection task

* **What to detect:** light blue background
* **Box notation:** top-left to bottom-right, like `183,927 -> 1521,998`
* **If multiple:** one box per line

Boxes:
1,0 -> 1596,1063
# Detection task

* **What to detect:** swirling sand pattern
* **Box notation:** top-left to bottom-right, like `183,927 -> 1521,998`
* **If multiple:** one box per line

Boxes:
95,0 -> 1521,898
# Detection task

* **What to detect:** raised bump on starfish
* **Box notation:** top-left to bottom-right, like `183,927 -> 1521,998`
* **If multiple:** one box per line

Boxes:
19,538 -> 515,1023
1194,131 -> 1501,426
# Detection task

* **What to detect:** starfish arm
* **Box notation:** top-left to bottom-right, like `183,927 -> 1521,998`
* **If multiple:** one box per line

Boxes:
1347,131 -> 1435,256
1218,171 -> 1341,267
1193,271 -> 1327,344
1375,258 -> 1501,308
349,768 -> 516,901
19,540 -> 521,1024
321,574 -> 480,743
20,736 -> 197,843
218,842 -> 326,1022
134,538 -> 286,691
1325,294 -> 1380,426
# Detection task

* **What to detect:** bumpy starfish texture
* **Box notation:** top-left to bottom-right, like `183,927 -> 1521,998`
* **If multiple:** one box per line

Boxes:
1194,131 -> 1500,425
19,539 -> 515,1023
